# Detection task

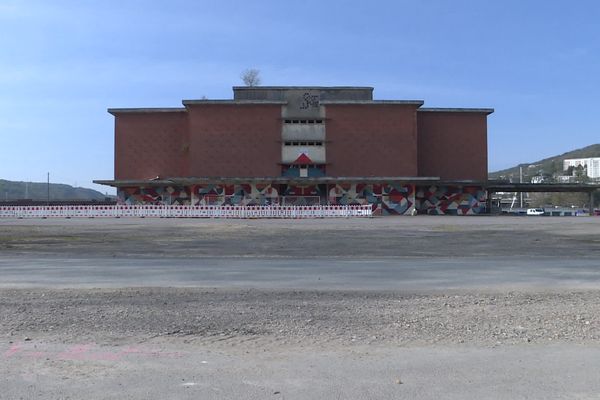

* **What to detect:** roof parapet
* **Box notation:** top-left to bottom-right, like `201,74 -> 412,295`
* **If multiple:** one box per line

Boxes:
419,107 -> 494,115
232,86 -> 374,90
320,100 -> 424,105
182,99 -> 287,105
107,108 -> 186,115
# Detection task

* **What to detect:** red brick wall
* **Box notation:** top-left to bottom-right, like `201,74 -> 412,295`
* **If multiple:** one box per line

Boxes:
187,105 -> 281,177
325,104 -> 419,177
417,112 -> 488,181
114,112 -> 188,180
112,104 -> 489,182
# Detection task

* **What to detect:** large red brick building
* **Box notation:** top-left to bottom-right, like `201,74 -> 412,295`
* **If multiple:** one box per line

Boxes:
95,86 -> 493,215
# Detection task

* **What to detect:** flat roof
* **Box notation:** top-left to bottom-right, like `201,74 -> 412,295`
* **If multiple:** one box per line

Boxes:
182,100 -> 287,105
232,86 -> 374,90
320,100 -> 424,105
107,108 -> 187,115
419,107 -> 494,115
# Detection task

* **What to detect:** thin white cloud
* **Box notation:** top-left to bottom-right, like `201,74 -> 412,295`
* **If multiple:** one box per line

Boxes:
0,59 -> 242,87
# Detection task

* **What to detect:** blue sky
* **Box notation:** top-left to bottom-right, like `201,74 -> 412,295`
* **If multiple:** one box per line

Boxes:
1,1 -> 599,193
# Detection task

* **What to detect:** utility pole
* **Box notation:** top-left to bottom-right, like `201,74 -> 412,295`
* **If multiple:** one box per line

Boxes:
47,172 -> 50,206
519,166 -> 523,208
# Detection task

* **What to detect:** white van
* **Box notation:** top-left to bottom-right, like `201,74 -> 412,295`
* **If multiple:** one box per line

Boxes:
526,208 -> 545,216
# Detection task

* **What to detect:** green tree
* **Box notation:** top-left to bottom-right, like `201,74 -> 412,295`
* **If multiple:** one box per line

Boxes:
574,165 -> 589,183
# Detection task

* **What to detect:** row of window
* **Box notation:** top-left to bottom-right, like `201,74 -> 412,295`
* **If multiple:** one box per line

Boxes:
286,164 -> 320,169
284,141 -> 324,146
283,119 -> 324,124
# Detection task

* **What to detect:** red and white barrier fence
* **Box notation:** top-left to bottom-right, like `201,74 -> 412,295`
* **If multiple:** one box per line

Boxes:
0,205 -> 373,219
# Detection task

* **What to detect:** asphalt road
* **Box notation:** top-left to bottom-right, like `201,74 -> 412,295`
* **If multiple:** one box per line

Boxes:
4,341 -> 600,400
2,255 -> 600,290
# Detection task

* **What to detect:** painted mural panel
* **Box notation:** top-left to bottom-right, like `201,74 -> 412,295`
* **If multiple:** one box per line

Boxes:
328,183 -> 415,215
193,184 -> 279,206
415,186 -> 487,215
381,183 -> 416,215
118,184 -> 280,206
117,183 -> 487,216
118,186 -> 191,205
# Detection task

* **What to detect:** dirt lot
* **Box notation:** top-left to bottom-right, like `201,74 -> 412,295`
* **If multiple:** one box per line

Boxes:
1,216 -> 600,399
1,216 -> 599,259
2,288 -> 599,348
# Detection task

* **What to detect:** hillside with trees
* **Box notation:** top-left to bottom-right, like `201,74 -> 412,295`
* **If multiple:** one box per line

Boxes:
489,143 -> 600,182
0,179 -> 110,202
490,144 -> 600,208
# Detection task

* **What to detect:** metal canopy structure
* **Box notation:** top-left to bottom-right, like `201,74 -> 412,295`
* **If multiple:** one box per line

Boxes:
93,176 -> 443,187
486,181 -> 600,211
95,178 -> 600,193
486,182 -> 600,193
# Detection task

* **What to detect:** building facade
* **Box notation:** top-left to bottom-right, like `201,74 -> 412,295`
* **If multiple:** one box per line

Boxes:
95,86 -> 493,215
563,158 -> 600,179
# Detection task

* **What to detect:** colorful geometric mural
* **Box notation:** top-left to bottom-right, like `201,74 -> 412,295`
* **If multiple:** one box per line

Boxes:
118,184 -> 279,206
415,186 -> 487,215
192,183 -> 279,206
381,183 -> 416,215
194,184 -> 225,205
328,183 -> 415,215
249,183 -> 279,206
118,183 -> 488,216
119,186 -> 191,205
280,184 -> 323,205
282,184 -> 323,196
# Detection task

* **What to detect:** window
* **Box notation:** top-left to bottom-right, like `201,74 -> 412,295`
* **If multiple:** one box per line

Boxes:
284,119 -> 324,124
284,141 -> 324,146
287,164 -> 310,169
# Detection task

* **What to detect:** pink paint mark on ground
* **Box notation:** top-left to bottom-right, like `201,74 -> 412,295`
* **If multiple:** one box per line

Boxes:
56,344 -> 93,360
119,346 -> 143,355
3,343 -> 22,358
85,352 -> 121,361
3,342 -> 184,362
24,351 -> 47,358
116,346 -> 183,359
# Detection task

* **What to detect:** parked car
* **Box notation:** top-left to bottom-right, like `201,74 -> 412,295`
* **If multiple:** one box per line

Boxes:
526,208 -> 545,216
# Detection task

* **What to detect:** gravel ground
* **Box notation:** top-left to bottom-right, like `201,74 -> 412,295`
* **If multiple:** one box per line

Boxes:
1,217 -> 599,348
2,288 -> 599,349
2,217 -> 600,398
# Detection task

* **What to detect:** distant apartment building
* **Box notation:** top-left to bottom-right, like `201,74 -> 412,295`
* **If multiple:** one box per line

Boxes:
563,158 -> 600,179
